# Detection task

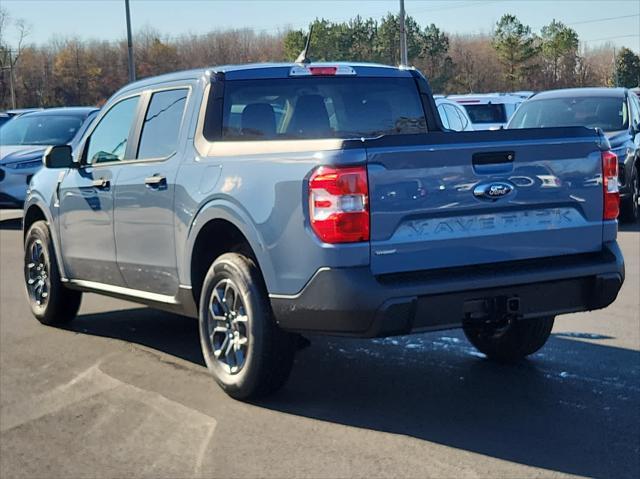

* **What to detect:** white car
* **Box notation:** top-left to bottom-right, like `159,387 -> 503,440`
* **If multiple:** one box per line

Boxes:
435,98 -> 474,131
447,93 -> 525,130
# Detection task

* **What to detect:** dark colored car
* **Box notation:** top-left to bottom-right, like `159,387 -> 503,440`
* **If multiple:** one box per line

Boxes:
0,108 -> 44,128
0,113 -> 11,129
0,107 -> 98,207
508,88 -> 640,222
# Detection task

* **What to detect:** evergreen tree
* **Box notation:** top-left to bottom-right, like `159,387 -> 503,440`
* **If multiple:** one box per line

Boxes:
492,14 -> 539,89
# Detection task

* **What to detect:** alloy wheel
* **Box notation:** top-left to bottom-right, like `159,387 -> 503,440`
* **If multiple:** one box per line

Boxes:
207,279 -> 249,374
26,239 -> 49,307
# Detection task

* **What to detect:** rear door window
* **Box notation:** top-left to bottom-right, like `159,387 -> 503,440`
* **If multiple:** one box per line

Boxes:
137,88 -> 188,159
211,77 -> 427,141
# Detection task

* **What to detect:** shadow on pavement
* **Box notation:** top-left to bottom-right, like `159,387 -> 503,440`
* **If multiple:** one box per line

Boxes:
619,221 -> 640,232
69,307 -> 640,478
70,308 -> 204,366
0,217 -> 22,230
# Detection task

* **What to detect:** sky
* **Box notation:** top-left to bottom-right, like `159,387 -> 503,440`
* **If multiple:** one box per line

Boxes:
2,0 -> 639,52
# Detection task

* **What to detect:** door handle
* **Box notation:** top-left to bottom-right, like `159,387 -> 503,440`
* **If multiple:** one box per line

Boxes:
92,177 -> 110,189
472,151 -> 515,165
144,175 -> 167,188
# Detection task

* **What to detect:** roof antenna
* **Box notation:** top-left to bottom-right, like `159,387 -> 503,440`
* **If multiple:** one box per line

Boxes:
295,25 -> 314,65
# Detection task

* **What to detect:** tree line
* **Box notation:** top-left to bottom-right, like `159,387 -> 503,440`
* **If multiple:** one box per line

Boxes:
1,8 -> 638,109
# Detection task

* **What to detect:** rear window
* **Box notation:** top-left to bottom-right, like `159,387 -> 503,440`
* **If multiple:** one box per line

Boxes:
206,77 -> 426,141
462,103 -> 507,124
509,97 -> 628,132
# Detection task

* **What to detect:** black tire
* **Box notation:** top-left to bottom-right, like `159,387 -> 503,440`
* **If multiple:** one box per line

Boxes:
24,220 -> 82,325
463,316 -> 555,362
198,253 -> 296,400
621,165 -> 639,223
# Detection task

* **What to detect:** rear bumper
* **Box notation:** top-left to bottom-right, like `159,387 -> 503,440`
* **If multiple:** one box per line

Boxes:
271,242 -> 624,337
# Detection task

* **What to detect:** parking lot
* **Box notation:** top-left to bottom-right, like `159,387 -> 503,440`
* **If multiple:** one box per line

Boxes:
0,207 -> 638,478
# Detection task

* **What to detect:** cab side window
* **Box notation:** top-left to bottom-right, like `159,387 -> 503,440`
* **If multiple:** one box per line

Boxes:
444,104 -> 464,131
137,88 -> 189,160
437,104 -> 450,129
85,96 -> 139,164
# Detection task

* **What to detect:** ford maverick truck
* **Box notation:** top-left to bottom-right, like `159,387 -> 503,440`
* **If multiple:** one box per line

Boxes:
23,63 -> 624,399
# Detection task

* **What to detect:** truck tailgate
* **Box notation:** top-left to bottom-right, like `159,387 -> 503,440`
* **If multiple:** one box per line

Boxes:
366,128 -> 606,275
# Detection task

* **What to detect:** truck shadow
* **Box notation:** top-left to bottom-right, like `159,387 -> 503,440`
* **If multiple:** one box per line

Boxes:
619,221 -> 640,232
0,217 -> 22,230
69,308 -> 639,479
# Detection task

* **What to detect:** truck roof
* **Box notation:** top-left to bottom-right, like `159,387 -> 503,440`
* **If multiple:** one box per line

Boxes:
118,62 -> 414,94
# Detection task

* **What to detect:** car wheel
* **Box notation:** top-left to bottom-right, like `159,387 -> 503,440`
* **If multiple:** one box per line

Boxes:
198,253 -> 296,400
24,220 -> 82,325
621,165 -> 639,223
463,316 -> 554,362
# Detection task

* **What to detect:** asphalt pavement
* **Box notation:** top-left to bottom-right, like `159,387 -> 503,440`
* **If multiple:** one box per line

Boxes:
1,208 -> 638,478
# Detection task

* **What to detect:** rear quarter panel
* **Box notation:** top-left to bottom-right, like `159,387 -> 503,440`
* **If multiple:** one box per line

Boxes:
176,141 -> 370,295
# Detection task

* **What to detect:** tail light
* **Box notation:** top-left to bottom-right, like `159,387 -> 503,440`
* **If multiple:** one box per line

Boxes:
602,150 -> 619,220
308,166 -> 369,243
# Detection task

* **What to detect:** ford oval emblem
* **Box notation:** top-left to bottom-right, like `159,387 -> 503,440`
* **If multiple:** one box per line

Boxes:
473,181 -> 514,201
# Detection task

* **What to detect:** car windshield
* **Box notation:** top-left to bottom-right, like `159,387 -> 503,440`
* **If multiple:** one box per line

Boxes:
0,114 -> 84,146
209,77 -> 427,141
508,96 -> 628,131
462,103 -> 507,124
0,116 -> 12,129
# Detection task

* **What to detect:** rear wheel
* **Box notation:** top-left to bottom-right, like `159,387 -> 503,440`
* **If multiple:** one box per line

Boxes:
24,220 -> 82,325
463,316 -> 554,362
198,253 -> 296,400
621,166 -> 639,223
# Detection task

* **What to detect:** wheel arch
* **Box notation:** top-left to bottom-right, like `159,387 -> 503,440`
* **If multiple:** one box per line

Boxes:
184,200 -> 275,305
23,203 -> 47,239
22,198 -> 68,280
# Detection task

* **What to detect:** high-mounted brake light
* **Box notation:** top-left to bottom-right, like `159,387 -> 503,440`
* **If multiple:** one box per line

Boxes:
289,65 -> 357,77
309,66 -> 337,76
602,150 -> 620,220
308,166 -> 369,243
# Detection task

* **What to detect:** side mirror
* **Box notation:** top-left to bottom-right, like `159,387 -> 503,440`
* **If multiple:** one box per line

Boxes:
43,145 -> 75,169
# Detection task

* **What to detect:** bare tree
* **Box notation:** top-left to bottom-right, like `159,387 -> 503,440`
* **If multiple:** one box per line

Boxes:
0,8 -> 30,108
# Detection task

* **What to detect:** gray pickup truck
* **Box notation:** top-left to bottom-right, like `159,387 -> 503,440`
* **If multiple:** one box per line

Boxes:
24,63 -> 624,399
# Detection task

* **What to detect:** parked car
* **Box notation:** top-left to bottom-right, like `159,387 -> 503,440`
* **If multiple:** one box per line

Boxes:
0,107 -> 98,207
508,87 -> 640,222
0,113 -> 11,129
435,98 -> 474,131
23,63 -> 624,399
511,91 -> 535,99
0,108 -> 43,129
448,93 -> 525,130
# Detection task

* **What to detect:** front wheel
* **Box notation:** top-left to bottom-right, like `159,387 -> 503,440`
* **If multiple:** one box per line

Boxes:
463,316 -> 555,362
198,253 -> 296,400
24,220 -> 82,325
